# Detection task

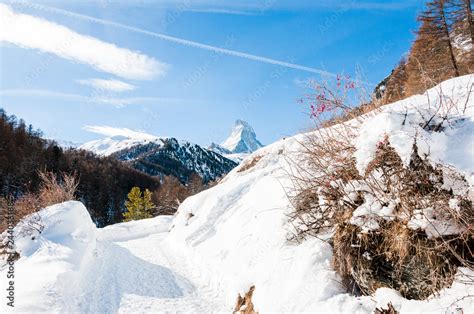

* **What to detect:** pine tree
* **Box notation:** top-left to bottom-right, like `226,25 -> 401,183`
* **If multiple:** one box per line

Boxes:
124,187 -> 144,221
142,189 -> 155,215
123,187 -> 154,221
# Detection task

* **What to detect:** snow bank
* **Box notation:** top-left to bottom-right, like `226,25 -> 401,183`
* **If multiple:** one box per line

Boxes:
98,215 -> 173,242
0,201 -> 96,313
168,75 -> 474,313
355,75 -> 474,184
0,202 -> 177,313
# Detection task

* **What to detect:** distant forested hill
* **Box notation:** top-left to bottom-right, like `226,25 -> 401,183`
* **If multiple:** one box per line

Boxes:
0,109 -> 159,226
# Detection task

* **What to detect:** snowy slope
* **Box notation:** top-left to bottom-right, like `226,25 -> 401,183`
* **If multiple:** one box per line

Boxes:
168,75 -> 474,312
48,138 -> 82,149
79,135 -> 161,157
0,202 -> 97,312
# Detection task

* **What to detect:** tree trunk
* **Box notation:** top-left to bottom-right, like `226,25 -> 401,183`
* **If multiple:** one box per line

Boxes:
465,0 -> 474,46
440,0 -> 461,76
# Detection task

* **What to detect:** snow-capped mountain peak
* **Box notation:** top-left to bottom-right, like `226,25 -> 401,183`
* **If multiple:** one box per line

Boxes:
220,119 -> 263,154
79,126 -> 161,156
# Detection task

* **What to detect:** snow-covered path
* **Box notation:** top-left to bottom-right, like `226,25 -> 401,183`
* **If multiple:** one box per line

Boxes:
69,221 -> 228,313
0,204 -> 229,313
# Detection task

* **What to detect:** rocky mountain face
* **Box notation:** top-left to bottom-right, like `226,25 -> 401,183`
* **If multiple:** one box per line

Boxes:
110,138 -> 237,184
220,119 -> 263,154
209,120 -> 264,163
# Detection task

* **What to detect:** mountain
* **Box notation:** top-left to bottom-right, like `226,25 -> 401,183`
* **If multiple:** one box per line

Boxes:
220,119 -> 263,153
79,134 -> 159,157
209,119 -> 264,163
47,138 -> 82,149
80,132 -> 237,184
111,138 -> 237,184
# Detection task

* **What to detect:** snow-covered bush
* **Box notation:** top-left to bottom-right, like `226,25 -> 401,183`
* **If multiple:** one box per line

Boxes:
290,75 -> 474,300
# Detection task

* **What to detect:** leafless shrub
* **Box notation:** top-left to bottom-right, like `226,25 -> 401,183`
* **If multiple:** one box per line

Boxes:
37,171 -> 78,207
0,171 -> 78,237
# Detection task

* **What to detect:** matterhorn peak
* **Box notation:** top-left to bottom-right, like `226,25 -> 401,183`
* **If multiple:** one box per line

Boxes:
220,119 -> 263,154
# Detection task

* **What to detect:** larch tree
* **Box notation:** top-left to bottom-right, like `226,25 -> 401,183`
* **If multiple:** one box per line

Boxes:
420,0 -> 460,76
446,0 -> 473,67
448,0 -> 473,42
462,0 -> 473,43
405,0 -> 464,95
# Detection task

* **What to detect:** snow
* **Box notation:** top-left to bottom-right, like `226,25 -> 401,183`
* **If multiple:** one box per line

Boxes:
220,119 -> 264,154
79,136 -> 161,156
0,201 -> 96,312
0,203 -> 226,313
1,76 -> 473,313
80,126 -> 162,156
47,138 -> 81,149
354,75 -> 474,182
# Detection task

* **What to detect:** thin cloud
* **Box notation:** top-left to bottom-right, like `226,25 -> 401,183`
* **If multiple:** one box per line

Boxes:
186,8 -> 258,16
0,89 -> 178,107
83,125 -> 158,140
77,78 -> 136,92
74,0 -> 418,12
17,2 -> 338,78
0,3 -> 168,80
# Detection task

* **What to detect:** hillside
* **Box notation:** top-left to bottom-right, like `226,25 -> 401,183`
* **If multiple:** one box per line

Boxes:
2,75 -> 473,313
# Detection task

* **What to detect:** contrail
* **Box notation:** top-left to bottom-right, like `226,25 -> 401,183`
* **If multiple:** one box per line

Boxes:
11,1 -> 338,78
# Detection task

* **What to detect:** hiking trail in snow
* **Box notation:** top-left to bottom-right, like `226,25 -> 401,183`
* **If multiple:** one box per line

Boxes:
70,221 -> 228,313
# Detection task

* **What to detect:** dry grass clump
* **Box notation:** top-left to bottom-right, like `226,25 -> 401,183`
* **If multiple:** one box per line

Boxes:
374,302 -> 398,314
234,286 -> 257,314
237,155 -> 263,173
333,220 -> 468,299
289,139 -> 473,300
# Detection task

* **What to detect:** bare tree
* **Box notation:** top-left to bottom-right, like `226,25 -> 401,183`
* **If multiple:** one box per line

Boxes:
418,0 -> 460,77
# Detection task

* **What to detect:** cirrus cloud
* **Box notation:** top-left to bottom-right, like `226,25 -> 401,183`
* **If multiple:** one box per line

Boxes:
0,3 -> 167,80
77,78 -> 136,92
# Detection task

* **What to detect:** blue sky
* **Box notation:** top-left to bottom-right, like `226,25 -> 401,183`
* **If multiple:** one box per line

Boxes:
0,0 -> 424,146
